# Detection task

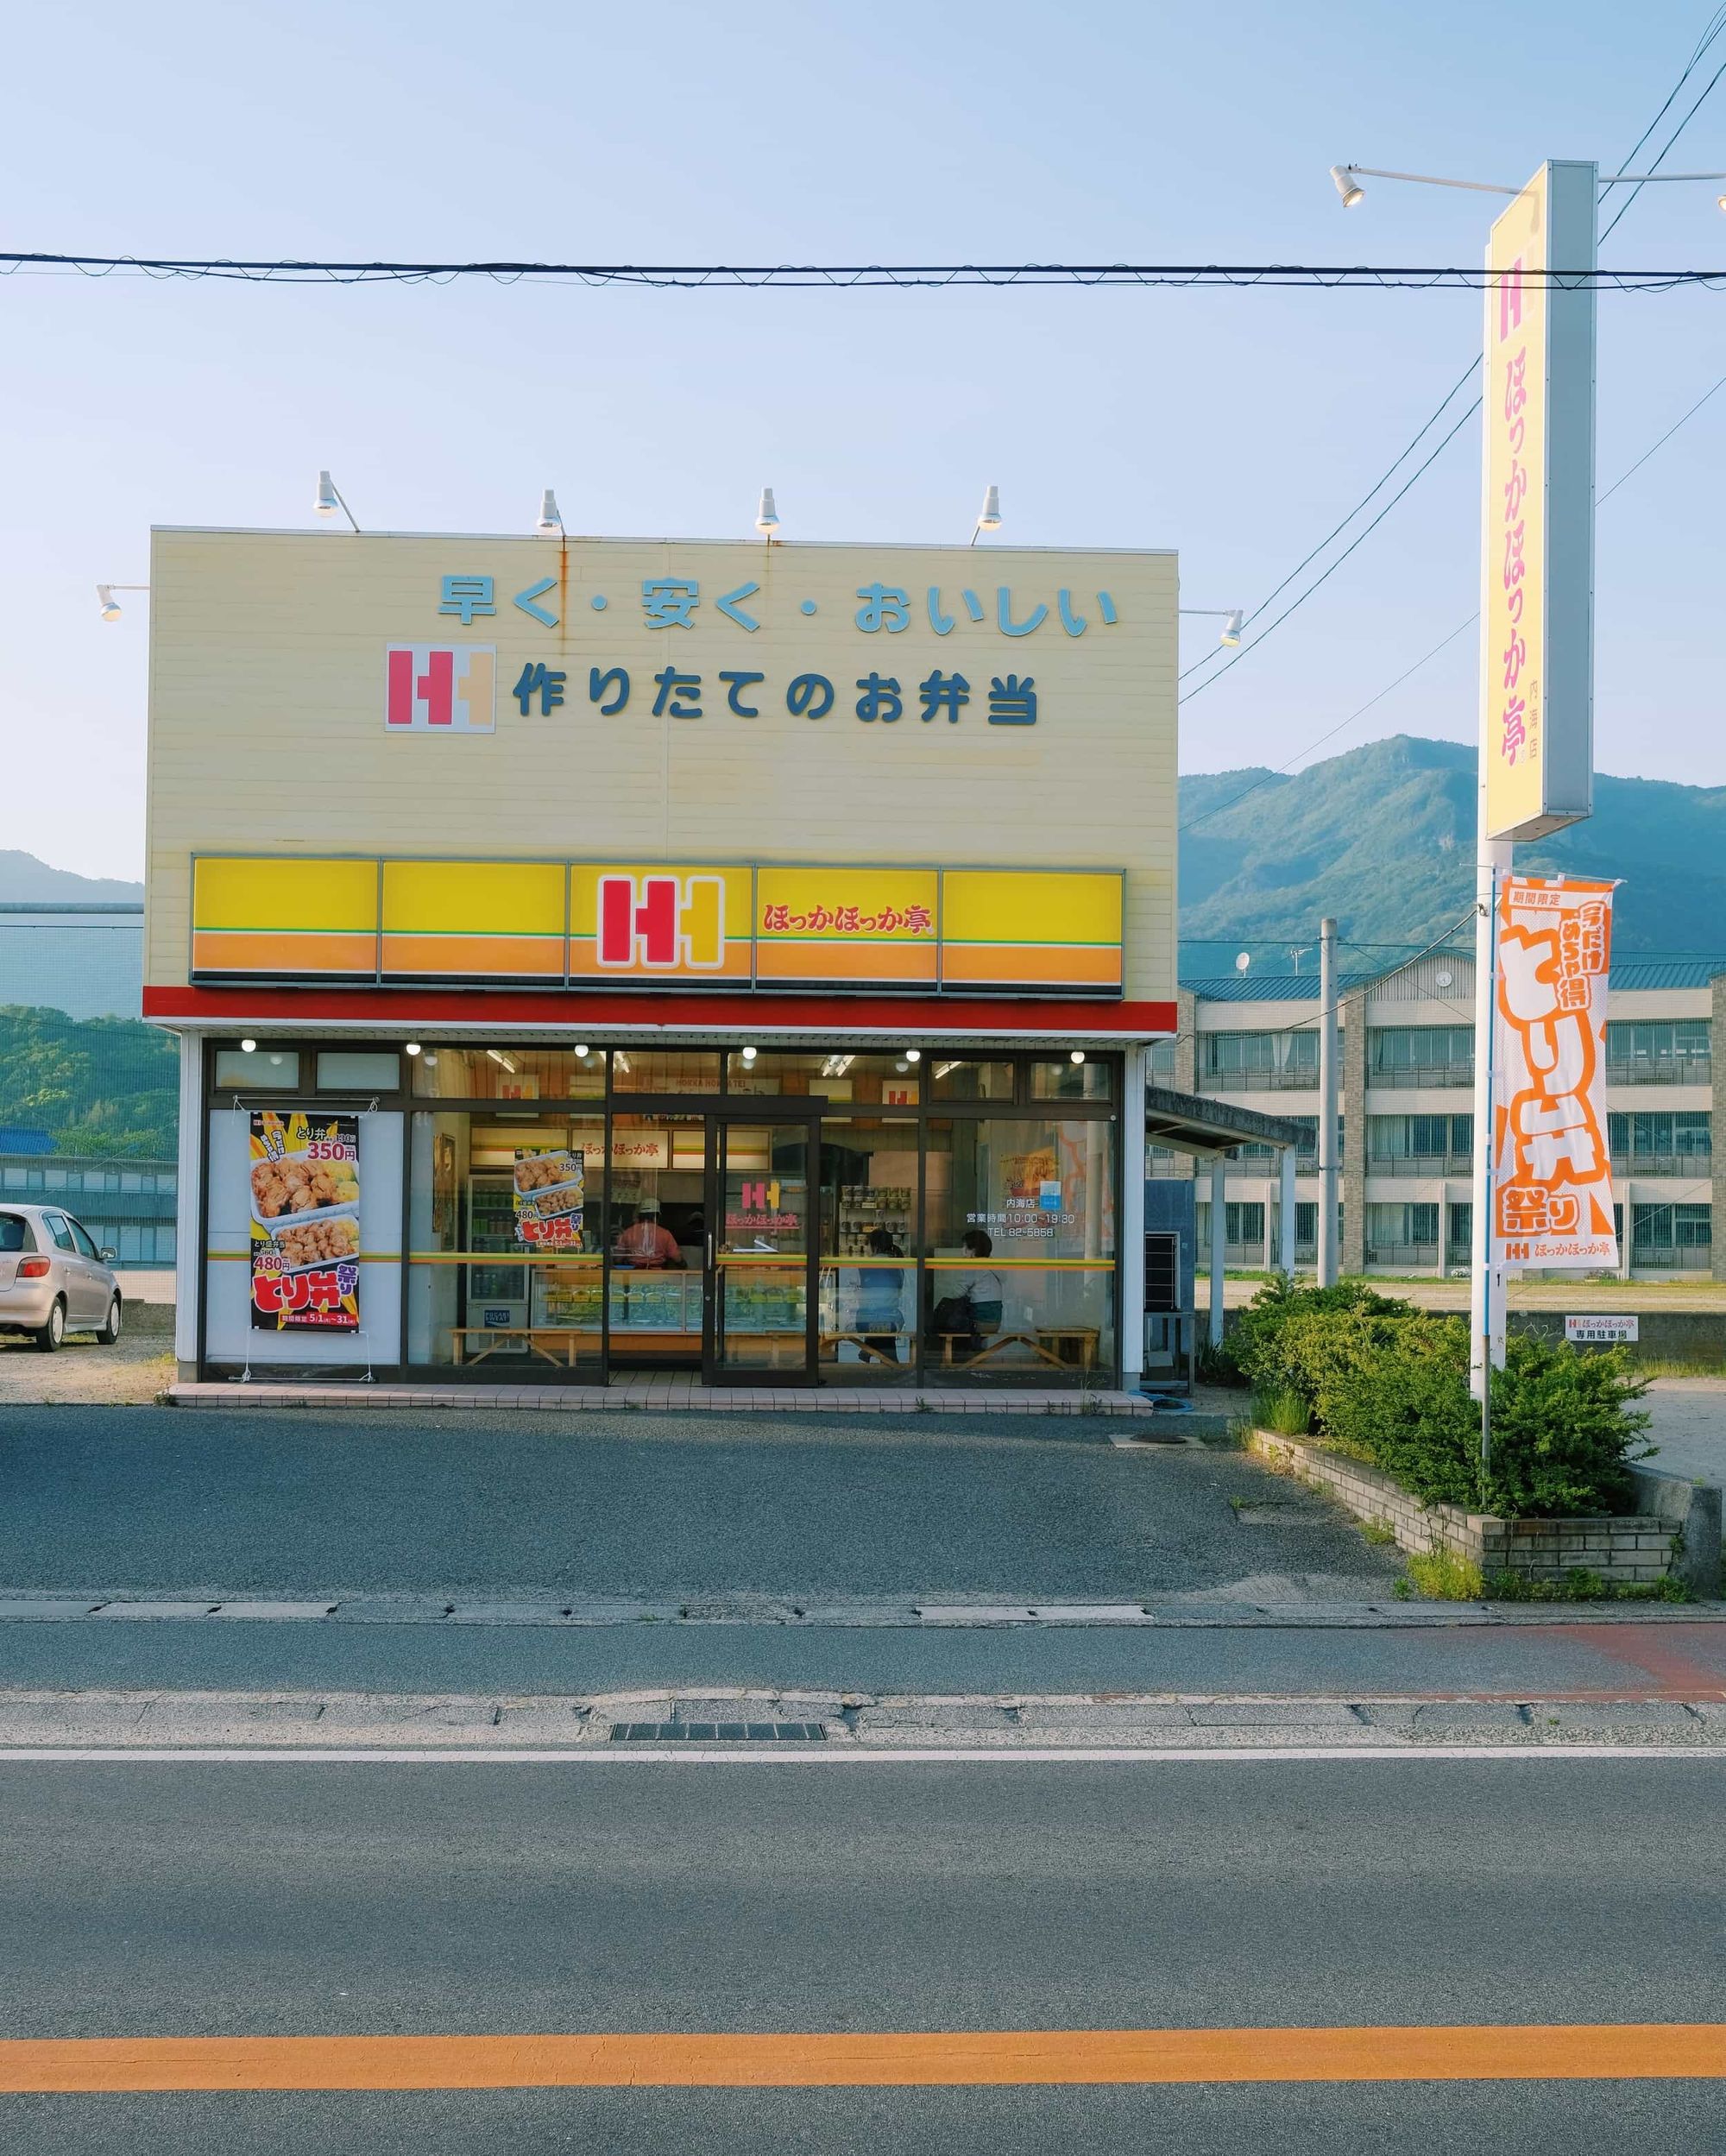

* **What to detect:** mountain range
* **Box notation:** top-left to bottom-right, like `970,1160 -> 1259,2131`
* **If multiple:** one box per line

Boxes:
1179,735 -> 1726,955
2,734 -> 1723,1021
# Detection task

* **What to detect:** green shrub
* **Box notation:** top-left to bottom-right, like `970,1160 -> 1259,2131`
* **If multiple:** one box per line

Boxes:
1323,1329 -> 1480,1503
1224,1277 -> 1413,1393
1320,1327 -> 1649,1518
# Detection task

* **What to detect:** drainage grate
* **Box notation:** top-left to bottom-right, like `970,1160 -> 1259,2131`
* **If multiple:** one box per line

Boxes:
608,1721 -> 828,1743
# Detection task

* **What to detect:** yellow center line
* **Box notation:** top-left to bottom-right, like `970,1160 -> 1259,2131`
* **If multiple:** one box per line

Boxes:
2,2023 -> 1724,2092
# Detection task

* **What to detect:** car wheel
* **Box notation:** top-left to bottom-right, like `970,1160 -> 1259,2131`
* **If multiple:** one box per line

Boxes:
96,1295 -> 123,1346
35,1298 -> 66,1352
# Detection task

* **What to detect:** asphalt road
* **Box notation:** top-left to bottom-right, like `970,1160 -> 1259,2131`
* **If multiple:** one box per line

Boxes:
2,1756 -> 1723,2153
1,1407 -> 1402,1600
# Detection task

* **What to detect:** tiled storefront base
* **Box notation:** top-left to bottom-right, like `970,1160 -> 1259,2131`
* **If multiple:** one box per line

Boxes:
168,1377 -> 1158,1416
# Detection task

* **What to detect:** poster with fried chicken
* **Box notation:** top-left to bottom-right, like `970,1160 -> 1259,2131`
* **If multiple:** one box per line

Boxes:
249,1110 -> 362,1330
513,1147 -> 584,1247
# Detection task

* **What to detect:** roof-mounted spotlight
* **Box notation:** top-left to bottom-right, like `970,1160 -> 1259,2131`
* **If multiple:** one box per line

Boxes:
1330,164 -> 1365,209
970,483 -> 1002,546
314,470 -> 361,531
537,488 -> 563,535
755,486 -> 779,537
96,582 -> 147,622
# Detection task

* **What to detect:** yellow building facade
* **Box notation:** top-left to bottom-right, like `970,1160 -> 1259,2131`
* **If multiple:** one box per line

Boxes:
147,527 -> 1177,1390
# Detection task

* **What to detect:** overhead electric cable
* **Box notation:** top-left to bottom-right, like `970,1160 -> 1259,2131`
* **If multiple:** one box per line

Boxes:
0,253 -> 1721,289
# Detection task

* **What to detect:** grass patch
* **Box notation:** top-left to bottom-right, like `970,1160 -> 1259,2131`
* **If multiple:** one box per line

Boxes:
1638,1358 -> 1726,1379
1485,1567 -> 1691,1604
1253,1387 -> 1310,1437
1358,1517 -> 1399,1548
1405,1549 -> 1485,1601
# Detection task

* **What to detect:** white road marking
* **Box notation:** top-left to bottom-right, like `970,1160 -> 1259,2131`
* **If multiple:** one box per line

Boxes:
0,1744 -> 1720,1765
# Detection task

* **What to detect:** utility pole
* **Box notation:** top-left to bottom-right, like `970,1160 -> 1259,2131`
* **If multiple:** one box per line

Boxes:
1317,915 -> 1339,1287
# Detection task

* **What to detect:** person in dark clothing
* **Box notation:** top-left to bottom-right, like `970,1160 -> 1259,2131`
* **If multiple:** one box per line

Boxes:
928,1227 -> 1005,1358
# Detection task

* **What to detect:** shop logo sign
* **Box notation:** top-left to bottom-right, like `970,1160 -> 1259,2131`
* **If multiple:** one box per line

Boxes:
597,873 -> 724,970
738,1180 -> 781,1214
386,645 -> 495,733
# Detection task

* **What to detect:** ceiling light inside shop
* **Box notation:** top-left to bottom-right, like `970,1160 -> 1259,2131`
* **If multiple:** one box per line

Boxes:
822,1053 -> 854,1077
486,1049 -> 519,1073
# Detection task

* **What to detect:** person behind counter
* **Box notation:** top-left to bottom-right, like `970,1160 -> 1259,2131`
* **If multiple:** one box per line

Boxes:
926,1227 -> 1005,1359
611,1197 -> 683,1270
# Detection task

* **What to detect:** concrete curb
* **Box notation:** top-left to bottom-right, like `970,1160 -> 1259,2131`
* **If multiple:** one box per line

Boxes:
2,1591 -> 1723,1628
0,1688 -> 1723,1751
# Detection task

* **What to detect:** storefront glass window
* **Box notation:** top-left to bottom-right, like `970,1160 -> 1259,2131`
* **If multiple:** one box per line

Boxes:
213,1046 -> 300,1089
921,1113 -> 1116,1383
317,1050 -> 400,1093
929,1058 -> 1014,1100
611,1050 -> 721,1095
817,1117 -> 918,1383
727,1050 -> 851,1097
412,1047 -> 603,1101
1030,1057 -> 1112,1100
725,1050 -> 926,1104
606,1112 -> 707,1360
408,1109 -> 604,1371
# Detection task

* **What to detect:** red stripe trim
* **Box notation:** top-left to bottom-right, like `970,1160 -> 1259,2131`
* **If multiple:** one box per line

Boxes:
143,984 -> 1175,1035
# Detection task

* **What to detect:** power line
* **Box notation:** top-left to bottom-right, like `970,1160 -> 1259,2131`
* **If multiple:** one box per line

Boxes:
1175,357 -> 1482,684
1176,14 -> 1726,702
0,252 -> 1722,290
1176,398 -> 1479,707
1179,616 -> 1478,834
1179,343 -> 1726,832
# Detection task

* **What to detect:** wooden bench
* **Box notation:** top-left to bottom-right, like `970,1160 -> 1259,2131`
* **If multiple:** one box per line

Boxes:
820,1331 -> 905,1368
935,1327 -> 1100,1372
449,1327 -> 596,1370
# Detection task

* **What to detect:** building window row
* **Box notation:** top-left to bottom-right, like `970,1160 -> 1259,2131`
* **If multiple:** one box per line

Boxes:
1606,1019 -> 1711,1085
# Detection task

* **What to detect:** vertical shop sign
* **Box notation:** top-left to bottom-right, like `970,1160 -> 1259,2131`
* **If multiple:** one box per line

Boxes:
1481,161 -> 1597,842
1490,876 -> 1617,1270
513,1147 -> 584,1247
249,1110 -> 361,1329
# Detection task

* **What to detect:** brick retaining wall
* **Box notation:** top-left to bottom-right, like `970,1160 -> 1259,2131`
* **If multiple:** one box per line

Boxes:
1248,1429 -> 1686,1589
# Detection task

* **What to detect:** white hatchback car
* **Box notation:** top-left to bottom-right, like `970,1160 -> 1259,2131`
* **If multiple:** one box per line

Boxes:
0,1205 -> 123,1352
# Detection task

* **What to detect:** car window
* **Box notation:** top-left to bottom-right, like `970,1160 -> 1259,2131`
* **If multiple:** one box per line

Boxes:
68,1220 -> 102,1262
45,1214 -> 78,1253
0,1214 -> 28,1253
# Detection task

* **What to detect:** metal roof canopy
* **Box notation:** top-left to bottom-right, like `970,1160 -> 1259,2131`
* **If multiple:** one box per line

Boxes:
1143,1083 -> 1306,1159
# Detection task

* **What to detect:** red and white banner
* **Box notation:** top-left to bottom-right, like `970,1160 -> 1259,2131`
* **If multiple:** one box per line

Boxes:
1490,874 -> 1617,1270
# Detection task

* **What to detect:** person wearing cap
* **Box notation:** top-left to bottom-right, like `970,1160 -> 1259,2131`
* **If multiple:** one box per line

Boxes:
612,1197 -> 683,1269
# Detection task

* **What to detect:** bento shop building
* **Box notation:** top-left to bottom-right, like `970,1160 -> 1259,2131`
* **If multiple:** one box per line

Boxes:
143,526 -> 1177,1390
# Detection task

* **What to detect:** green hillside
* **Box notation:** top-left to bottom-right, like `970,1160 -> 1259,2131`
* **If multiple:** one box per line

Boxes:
0,1006 -> 178,1158
1178,735 -> 1726,953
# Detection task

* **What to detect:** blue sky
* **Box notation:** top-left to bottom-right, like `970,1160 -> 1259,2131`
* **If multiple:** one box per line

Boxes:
5,0 -> 1724,877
